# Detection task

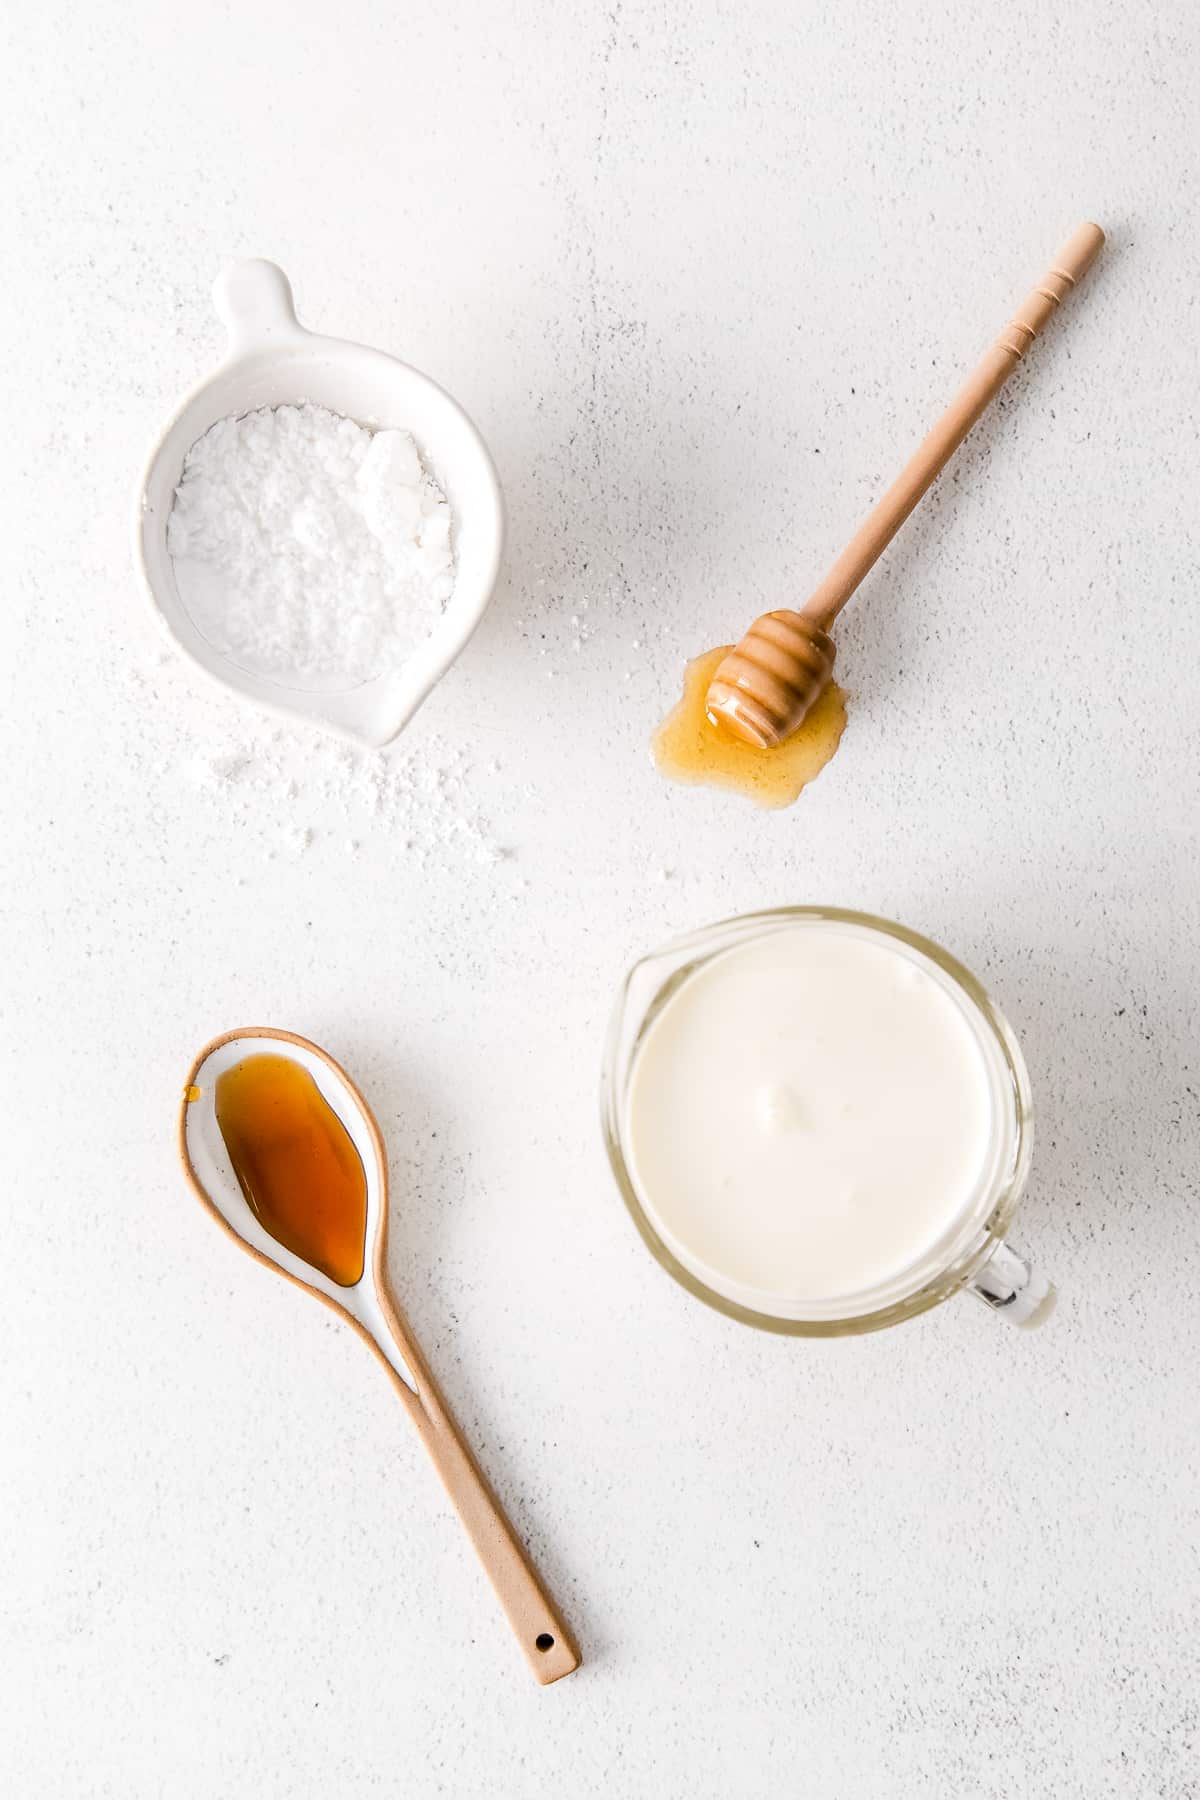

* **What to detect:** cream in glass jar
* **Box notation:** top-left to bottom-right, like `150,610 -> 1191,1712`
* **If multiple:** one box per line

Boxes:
604,910 -> 1047,1334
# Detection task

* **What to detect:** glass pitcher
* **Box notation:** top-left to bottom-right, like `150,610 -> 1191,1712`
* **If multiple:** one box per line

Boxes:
601,906 -> 1051,1336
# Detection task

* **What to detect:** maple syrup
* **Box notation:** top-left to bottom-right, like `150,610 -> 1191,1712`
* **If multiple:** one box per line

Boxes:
652,646 -> 847,808
214,1054 -> 368,1287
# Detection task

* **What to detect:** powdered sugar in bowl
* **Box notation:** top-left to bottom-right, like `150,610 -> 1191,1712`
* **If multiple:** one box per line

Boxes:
135,261 -> 503,747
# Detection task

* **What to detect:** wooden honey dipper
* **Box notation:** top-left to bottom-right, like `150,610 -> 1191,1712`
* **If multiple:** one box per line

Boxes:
705,222 -> 1105,748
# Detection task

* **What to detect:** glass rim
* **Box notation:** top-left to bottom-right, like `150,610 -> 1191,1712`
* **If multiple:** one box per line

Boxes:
600,905 -> 1034,1338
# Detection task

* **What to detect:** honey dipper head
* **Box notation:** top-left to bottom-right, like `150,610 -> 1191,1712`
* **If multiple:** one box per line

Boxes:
704,611 -> 837,748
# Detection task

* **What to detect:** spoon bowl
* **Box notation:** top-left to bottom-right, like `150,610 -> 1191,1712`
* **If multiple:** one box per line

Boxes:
180,1027 -> 416,1389
180,1027 -> 579,1685
136,261 -> 504,748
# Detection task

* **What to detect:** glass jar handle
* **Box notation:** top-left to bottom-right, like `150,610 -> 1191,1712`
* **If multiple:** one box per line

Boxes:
967,1240 -> 1055,1328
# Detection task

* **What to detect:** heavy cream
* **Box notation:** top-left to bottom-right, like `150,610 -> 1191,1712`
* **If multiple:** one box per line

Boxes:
624,918 -> 1013,1319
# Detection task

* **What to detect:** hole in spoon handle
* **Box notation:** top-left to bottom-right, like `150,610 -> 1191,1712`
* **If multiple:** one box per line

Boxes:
406,1383 -> 581,1684
213,259 -> 304,357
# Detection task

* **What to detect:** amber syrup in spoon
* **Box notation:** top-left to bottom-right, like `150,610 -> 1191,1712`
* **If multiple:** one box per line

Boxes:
214,1054 -> 367,1287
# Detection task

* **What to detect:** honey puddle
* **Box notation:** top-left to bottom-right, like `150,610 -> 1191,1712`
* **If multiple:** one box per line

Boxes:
214,1054 -> 368,1287
652,646 -> 847,808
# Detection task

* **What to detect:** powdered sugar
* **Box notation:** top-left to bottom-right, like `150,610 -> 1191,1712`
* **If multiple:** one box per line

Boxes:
167,404 -> 455,689
185,729 -> 511,868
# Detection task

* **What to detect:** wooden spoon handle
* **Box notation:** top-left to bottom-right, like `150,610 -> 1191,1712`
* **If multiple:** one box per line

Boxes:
800,221 -> 1104,633
375,1285 -> 580,1686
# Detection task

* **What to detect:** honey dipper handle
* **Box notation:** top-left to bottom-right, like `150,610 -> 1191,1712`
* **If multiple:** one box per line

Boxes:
374,1285 -> 581,1686
800,222 -> 1104,632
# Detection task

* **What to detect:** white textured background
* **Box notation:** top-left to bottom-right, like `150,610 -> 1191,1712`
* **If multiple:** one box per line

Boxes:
3,2 -> 1199,1795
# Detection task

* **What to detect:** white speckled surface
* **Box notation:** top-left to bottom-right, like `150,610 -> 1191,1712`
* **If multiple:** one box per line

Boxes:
3,2 -> 1199,1794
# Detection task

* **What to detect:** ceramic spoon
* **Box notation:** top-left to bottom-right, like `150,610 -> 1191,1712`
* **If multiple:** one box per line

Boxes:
179,1026 -> 579,1686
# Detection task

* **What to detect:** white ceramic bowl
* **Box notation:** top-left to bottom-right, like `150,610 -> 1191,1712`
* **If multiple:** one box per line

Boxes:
134,260 -> 504,747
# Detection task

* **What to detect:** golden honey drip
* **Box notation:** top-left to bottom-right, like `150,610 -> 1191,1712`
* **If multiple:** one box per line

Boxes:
652,646 -> 847,808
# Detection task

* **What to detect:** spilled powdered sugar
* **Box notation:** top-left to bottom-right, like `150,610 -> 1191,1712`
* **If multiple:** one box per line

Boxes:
126,548 -> 665,876
186,730 -> 511,868
122,642 -> 513,868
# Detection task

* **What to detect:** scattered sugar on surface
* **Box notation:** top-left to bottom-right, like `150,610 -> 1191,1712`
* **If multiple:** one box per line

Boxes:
127,552 -> 671,873
184,728 -> 510,867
